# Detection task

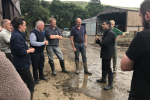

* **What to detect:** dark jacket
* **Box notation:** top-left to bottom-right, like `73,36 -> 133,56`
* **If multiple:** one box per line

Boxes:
30,29 -> 45,53
10,29 -> 31,70
96,28 -> 115,60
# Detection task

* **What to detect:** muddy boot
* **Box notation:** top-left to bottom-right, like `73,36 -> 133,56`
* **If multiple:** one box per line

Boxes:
60,60 -> 70,73
83,62 -> 92,75
49,60 -> 56,76
104,75 -> 113,90
96,70 -> 107,83
30,92 -> 34,100
75,61 -> 79,74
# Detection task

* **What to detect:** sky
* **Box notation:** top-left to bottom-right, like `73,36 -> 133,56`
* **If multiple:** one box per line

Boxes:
45,0 -> 144,8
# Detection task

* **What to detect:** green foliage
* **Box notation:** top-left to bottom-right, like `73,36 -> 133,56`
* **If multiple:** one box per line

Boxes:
20,0 -> 50,27
41,0 -> 49,9
85,0 -> 105,17
49,0 -> 90,29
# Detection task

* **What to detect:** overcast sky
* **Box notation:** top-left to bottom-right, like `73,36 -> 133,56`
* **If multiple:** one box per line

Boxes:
45,0 -> 144,8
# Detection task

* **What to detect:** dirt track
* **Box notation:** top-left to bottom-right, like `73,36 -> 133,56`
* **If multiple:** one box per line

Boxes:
32,36 -> 133,100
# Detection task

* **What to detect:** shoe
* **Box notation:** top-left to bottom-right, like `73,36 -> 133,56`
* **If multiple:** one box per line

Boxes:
96,70 -> 107,83
40,77 -> 48,81
49,60 -> 56,76
104,75 -> 113,90
34,80 -> 39,84
60,60 -> 70,73
83,62 -> 92,75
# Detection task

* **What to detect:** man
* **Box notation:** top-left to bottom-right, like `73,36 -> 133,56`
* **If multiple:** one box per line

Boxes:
0,19 -> 13,61
30,21 -> 48,84
95,20 -> 115,90
110,20 -> 125,73
121,1 -> 150,99
70,18 -> 92,75
45,18 -> 69,76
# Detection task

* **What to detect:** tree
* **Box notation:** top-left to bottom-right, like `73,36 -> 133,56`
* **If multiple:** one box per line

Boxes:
85,0 -> 104,17
20,0 -> 50,27
41,0 -> 50,9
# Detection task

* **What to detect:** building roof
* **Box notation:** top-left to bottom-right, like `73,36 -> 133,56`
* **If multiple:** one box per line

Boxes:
97,6 -> 139,16
82,16 -> 97,23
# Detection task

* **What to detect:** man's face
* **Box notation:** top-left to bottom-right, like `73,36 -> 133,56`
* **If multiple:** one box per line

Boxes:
38,23 -> 44,32
139,11 -> 150,29
50,20 -> 56,28
111,23 -> 115,29
102,22 -> 109,30
3,20 -> 13,32
76,19 -> 81,27
20,21 -> 27,33
0,27 -> 2,32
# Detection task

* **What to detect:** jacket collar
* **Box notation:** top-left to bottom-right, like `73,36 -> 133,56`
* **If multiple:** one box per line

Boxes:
16,29 -> 26,39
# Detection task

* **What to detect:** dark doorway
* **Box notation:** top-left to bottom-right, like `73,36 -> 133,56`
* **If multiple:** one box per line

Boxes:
2,0 -> 14,19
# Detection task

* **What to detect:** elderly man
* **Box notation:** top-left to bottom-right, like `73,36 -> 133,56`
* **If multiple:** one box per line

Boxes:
0,19 -> 13,61
121,1 -> 150,99
95,20 -> 115,90
30,21 -> 48,84
45,18 -> 69,76
110,20 -> 125,73
70,18 -> 92,75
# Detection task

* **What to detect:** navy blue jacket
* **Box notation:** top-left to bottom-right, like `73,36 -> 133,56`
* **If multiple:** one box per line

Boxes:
10,29 -> 31,70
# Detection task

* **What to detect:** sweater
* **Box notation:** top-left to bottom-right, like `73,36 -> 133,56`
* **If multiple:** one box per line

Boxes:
0,52 -> 30,100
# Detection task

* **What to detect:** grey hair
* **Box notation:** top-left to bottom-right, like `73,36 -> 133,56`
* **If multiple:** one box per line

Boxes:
2,19 -> 9,27
75,18 -> 81,22
35,21 -> 44,28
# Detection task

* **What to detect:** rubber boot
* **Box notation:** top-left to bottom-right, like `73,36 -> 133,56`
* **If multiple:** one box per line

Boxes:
104,75 -> 113,90
60,60 -> 70,73
96,70 -> 107,83
49,60 -> 56,76
75,61 -> 79,74
30,92 -> 34,100
83,62 -> 92,75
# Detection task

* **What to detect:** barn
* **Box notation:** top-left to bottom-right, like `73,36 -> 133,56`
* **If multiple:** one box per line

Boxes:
0,0 -> 21,26
96,6 -> 142,35
81,16 -> 96,35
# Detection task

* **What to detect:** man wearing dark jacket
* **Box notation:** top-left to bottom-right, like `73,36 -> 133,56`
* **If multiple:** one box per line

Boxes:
30,21 -> 48,84
95,20 -> 115,90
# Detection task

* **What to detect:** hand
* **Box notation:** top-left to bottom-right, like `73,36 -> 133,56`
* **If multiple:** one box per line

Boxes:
44,41 -> 48,45
55,35 -> 59,39
95,36 -> 99,40
100,39 -> 102,43
73,47 -> 77,52
85,42 -> 87,48
29,48 -> 35,53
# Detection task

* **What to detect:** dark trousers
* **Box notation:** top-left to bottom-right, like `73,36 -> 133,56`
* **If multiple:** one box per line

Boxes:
17,68 -> 35,92
31,52 -> 45,81
102,59 -> 113,76
5,53 -> 13,62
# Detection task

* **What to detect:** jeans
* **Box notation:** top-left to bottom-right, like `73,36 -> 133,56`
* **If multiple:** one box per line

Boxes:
102,59 -> 113,76
31,52 -> 45,81
74,43 -> 87,62
112,42 -> 117,71
46,46 -> 64,61
17,68 -> 35,92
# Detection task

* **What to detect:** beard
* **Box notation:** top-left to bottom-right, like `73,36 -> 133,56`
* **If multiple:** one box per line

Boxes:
142,13 -> 150,29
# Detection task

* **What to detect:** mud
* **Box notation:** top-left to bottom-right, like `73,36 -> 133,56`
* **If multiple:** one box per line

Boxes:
32,36 -> 133,100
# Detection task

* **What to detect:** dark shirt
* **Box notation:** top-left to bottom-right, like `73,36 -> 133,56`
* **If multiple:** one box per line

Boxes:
96,28 -> 115,60
45,26 -> 62,46
10,29 -> 31,70
70,25 -> 86,43
126,29 -> 150,100
42,31 -> 46,39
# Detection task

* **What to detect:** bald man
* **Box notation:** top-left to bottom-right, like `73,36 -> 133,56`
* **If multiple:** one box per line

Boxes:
70,18 -> 92,75
30,21 -> 48,84
0,19 -> 13,61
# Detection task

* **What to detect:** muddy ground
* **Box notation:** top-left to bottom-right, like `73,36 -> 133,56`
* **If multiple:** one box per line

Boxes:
32,36 -> 133,100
